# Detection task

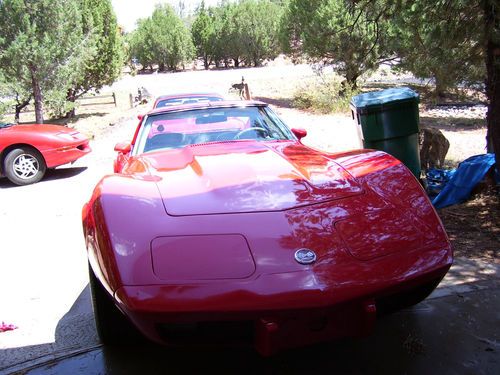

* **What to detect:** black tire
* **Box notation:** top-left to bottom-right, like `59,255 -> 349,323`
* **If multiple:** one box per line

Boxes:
3,147 -> 46,185
88,263 -> 142,345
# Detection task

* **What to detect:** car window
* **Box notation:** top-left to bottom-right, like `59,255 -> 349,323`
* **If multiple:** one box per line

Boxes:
155,96 -> 223,108
134,106 -> 294,155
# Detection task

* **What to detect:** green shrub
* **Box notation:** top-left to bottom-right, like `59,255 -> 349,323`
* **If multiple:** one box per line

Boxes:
293,74 -> 358,113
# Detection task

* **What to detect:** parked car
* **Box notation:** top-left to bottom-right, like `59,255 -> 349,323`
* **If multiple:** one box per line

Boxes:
83,101 -> 452,355
152,92 -> 224,109
0,122 -> 91,185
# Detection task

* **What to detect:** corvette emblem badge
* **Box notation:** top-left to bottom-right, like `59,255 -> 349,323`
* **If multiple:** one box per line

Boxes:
294,248 -> 317,265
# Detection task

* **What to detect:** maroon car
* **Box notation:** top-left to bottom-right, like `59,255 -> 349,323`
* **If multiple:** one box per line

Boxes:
83,101 -> 452,355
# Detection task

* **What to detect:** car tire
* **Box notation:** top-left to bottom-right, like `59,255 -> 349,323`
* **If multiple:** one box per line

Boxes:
88,263 -> 143,345
3,147 -> 46,185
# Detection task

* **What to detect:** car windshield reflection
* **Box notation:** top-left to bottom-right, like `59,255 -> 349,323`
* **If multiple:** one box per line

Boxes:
155,96 -> 223,108
135,106 -> 294,154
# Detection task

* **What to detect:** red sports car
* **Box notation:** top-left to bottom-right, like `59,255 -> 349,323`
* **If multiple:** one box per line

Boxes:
153,92 -> 224,109
0,122 -> 91,185
83,101 -> 452,355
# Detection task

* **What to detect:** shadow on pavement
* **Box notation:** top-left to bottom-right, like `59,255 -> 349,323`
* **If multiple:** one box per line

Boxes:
3,278 -> 499,375
0,285 -> 99,374
0,167 -> 88,189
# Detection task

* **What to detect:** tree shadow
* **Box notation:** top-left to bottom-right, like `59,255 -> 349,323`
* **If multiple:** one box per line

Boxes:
420,116 -> 486,132
253,96 -> 295,109
17,113 -> 108,127
362,82 -> 486,106
438,189 -> 500,261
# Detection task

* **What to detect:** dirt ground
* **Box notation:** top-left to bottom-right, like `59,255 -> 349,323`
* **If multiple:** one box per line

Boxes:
439,188 -> 499,263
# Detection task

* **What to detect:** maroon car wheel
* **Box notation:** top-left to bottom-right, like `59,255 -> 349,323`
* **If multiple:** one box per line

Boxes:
88,264 -> 143,345
3,147 -> 46,185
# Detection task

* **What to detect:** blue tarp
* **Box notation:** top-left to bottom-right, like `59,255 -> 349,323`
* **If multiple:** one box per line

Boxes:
426,168 -> 457,197
432,154 -> 497,209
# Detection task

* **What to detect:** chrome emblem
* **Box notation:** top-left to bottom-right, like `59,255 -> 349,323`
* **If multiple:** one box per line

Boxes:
294,248 -> 317,265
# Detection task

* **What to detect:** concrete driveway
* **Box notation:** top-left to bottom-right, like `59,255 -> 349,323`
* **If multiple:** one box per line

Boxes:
2,267 -> 499,375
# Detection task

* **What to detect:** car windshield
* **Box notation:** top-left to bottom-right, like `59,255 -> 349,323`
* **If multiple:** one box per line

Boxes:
155,96 -> 223,108
134,105 -> 294,155
0,122 -> 14,129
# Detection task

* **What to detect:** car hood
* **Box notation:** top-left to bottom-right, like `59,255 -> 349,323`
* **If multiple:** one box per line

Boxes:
2,123 -> 83,136
135,141 -> 364,216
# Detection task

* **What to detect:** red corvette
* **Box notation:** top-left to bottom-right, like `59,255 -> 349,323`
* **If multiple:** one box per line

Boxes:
0,122 -> 91,185
83,101 -> 452,355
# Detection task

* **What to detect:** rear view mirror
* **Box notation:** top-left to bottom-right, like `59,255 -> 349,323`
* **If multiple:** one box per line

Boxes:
114,142 -> 132,153
292,128 -> 307,140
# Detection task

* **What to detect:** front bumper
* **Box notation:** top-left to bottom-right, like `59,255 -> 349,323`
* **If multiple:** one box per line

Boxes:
114,246 -> 451,355
44,141 -> 91,168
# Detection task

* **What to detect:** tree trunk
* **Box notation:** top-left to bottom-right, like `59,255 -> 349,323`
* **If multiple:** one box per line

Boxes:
344,63 -> 360,89
345,73 -> 359,90
65,89 -> 77,119
484,0 -> 500,168
234,58 -> 240,68
434,75 -> 447,98
203,56 -> 209,70
14,95 -> 31,123
30,65 -> 44,124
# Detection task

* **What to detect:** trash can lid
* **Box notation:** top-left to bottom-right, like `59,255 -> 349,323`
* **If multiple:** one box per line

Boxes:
351,87 -> 419,109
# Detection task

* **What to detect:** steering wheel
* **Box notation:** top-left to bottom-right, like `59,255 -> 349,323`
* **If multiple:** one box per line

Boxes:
234,127 -> 269,140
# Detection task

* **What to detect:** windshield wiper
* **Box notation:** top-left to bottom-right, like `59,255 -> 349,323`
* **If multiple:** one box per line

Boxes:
0,122 -> 14,129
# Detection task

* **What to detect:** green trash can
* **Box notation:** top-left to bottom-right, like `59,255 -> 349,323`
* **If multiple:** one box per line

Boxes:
350,87 -> 421,178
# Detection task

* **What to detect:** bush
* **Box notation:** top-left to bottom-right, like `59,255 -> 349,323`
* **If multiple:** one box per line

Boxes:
293,72 -> 358,113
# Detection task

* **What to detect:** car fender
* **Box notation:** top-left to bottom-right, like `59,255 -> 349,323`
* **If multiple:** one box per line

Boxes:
83,174 -> 165,294
333,149 -> 450,250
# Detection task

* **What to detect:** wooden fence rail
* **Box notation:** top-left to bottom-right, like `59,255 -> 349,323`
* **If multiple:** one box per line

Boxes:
77,93 -> 117,107
3,92 -> 117,117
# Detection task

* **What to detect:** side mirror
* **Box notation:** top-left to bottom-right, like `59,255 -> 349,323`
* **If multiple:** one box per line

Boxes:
292,128 -> 307,140
114,142 -> 132,153
137,114 -> 144,121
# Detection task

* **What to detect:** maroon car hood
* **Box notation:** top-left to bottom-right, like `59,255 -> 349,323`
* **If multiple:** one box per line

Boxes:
140,141 -> 363,216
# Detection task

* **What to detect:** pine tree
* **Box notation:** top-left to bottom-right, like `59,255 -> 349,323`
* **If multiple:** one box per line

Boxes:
0,0 -> 93,123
